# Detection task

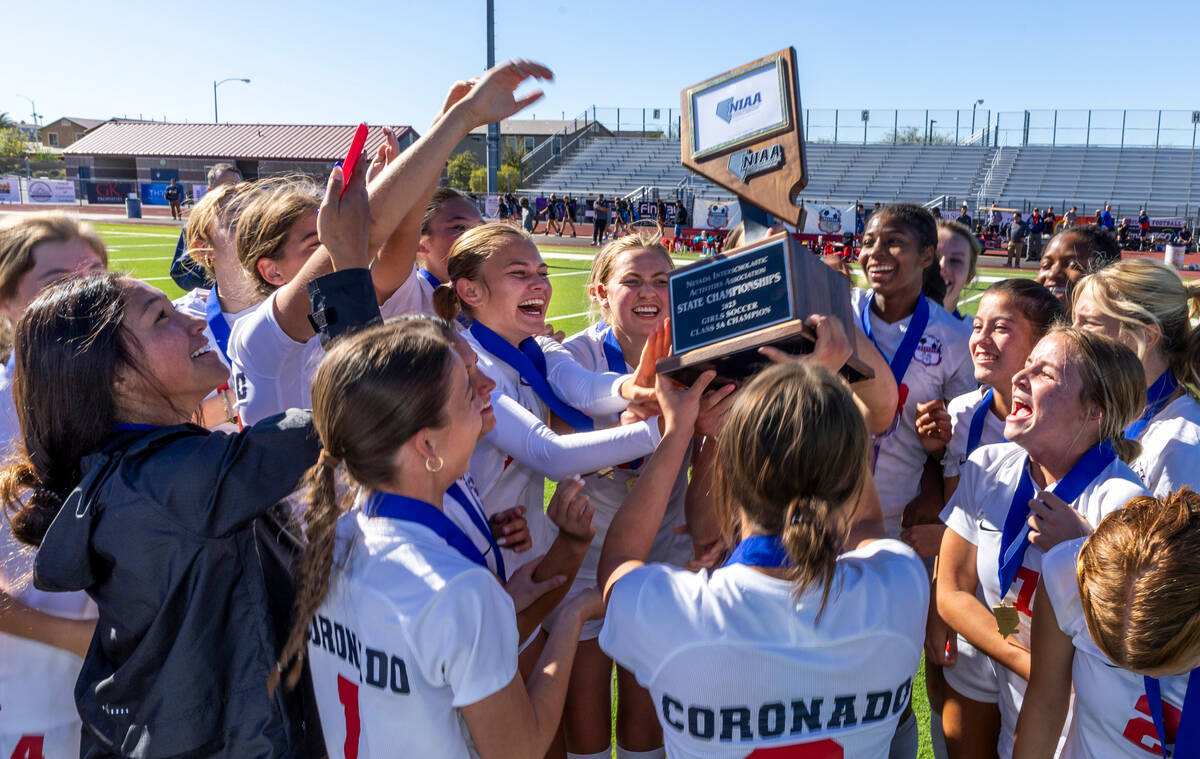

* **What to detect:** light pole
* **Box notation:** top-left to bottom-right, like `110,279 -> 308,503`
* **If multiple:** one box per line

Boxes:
929,119 -> 937,144
485,0 -> 499,194
16,94 -> 40,127
971,99 -> 984,143
213,78 -> 250,123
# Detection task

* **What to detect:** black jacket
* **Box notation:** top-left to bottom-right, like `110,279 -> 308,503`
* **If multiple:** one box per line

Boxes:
32,268 -> 380,758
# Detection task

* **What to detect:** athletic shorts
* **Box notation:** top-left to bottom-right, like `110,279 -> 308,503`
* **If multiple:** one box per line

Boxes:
1,722 -> 81,759
943,633 -> 1001,704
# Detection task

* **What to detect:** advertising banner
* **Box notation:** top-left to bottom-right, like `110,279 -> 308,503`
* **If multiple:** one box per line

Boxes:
26,179 -> 76,204
85,181 -> 133,205
691,198 -> 742,231
140,183 -> 170,206
800,201 -> 857,236
0,176 -> 21,203
485,194 -> 500,218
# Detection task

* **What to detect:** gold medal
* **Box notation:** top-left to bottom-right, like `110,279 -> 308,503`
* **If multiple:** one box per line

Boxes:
624,475 -> 639,492
993,604 -> 1019,638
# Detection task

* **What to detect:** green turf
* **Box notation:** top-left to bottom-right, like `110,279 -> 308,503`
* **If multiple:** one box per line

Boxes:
101,222 -> 1030,759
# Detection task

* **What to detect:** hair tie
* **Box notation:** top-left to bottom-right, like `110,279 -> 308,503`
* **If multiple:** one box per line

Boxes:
318,450 -> 341,470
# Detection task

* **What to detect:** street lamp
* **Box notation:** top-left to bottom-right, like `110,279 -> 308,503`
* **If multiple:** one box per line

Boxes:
929,119 -> 937,144
16,94 -> 40,127
971,99 -> 984,143
213,78 -> 250,123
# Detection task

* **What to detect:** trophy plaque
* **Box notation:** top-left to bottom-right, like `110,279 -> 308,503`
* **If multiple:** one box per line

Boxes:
659,48 -> 872,383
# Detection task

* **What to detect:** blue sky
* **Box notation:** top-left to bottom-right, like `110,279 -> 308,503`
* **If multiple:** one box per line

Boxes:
6,0 -> 1199,131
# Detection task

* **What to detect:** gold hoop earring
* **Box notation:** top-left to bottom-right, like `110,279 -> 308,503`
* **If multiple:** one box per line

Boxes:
425,456 -> 444,473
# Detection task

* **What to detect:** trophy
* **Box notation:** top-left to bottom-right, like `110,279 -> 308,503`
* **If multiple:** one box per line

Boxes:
656,48 -> 872,383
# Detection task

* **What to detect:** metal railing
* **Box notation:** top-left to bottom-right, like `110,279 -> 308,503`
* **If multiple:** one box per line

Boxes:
519,110 -> 596,186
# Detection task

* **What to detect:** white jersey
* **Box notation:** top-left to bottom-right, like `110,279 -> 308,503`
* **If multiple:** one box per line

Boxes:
228,273 -> 431,425
441,474 -> 504,579
852,288 -> 975,537
1130,392 -> 1200,498
0,354 -> 97,755
464,328 -> 659,572
599,540 -> 927,759
940,442 -> 1148,758
942,386 -> 1007,480
308,510 -> 518,759
1042,538 -> 1192,759
562,325 -> 692,577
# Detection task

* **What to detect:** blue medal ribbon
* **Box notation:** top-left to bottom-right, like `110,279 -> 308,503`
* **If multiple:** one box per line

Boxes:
1143,669 -> 1198,759
469,321 -> 595,431
599,322 -> 644,469
953,308 -> 965,321
966,387 -> 1008,456
203,284 -> 232,363
418,268 -> 442,290
364,491 -> 488,570
1126,370 -> 1179,441
446,481 -> 506,582
113,423 -> 161,432
724,534 -> 791,568
859,292 -> 931,389
997,439 -> 1116,596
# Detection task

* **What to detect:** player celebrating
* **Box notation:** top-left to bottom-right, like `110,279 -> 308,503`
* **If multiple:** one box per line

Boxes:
599,359 -> 927,758
1069,258 -> 1200,496
937,327 -> 1151,759
1014,489 -> 1200,758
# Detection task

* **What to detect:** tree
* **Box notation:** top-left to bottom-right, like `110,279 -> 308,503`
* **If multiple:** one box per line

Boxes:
446,150 -> 480,191
501,143 -> 527,172
0,112 -> 14,129
882,126 -> 954,145
469,164 -> 521,193
0,129 -> 26,160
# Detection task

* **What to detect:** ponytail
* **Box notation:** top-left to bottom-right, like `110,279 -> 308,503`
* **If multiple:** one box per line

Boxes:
272,452 -> 342,692
432,282 -> 462,323
780,495 -> 843,613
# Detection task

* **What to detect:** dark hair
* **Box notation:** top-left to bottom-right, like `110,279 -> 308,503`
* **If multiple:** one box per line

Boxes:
872,203 -> 939,251
1053,225 -> 1122,268
921,258 -> 947,304
274,317 -> 458,690
420,187 -> 475,236
716,363 -> 869,615
982,278 -> 1066,338
0,273 -> 140,546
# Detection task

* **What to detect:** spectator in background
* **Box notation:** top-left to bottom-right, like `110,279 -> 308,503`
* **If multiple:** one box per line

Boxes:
1116,217 -> 1132,249
1006,211 -> 1028,268
1137,208 -> 1150,239
520,197 -> 535,233
1177,223 -> 1192,251
1066,205 -> 1078,227
1044,205 -> 1057,233
164,178 -> 184,221
1101,203 -> 1115,230
169,162 -> 241,291
989,206 -> 1003,236
956,203 -> 972,230
855,203 -> 865,235
564,195 -> 577,237
1025,207 -> 1044,261
545,192 -> 561,235
673,200 -> 688,239
592,193 -> 610,245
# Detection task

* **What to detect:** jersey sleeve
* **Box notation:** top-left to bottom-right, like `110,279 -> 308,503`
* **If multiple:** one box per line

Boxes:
411,569 -> 519,708
598,563 -> 688,686
1040,538 -> 1086,639
540,337 -> 630,416
940,392 -> 976,479
844,539 -> 930,645
485,392 -> 661,481
378,266 -> 429,319
940,450 -> 984,545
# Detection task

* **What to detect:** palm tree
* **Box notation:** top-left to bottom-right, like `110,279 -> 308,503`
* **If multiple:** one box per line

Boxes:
0,112 -> 14,129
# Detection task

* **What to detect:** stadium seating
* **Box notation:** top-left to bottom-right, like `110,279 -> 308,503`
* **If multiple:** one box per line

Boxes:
526,134 -> 1200,218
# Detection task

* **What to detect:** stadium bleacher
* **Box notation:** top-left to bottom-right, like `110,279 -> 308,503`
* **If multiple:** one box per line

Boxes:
526,134 -> 1200,219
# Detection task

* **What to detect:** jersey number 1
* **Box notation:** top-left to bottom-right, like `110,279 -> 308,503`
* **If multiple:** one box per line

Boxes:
746,738 -> 843,758
337,674 -> 362,759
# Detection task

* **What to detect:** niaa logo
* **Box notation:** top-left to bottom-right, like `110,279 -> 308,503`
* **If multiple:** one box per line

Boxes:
716,92 -> 762,124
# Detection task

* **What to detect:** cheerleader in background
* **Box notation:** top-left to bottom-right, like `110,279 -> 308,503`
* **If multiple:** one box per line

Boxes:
1069,258 -> 1200,496
0,214 -> 105,759
1014,489 -> 1200,759
916,279 -> 1064,759
937,327 -> 1150,759
598,358 -> 926,759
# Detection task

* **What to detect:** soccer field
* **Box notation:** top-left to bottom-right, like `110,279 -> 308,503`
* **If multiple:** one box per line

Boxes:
102,221 -> 1043,759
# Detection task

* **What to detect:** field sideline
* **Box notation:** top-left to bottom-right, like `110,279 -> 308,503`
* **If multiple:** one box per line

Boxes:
99,220 -> 1042,759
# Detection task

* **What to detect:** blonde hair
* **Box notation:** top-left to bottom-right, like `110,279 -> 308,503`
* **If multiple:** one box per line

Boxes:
1072,258 -> 1200,399
1078,488 -> 1200,675
936,219 -> 982,282
184,182 -> 254,276
1047,325 -> 1146,464
715,363 -> 869,614
234,175 -> 321,295
585,233 -> 671,322
274,317 -> 458,690
432,222 -> 533,322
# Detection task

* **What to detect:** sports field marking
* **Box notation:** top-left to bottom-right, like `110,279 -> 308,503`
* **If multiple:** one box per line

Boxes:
109,257 -> 174,263
94,230 -> 179,239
